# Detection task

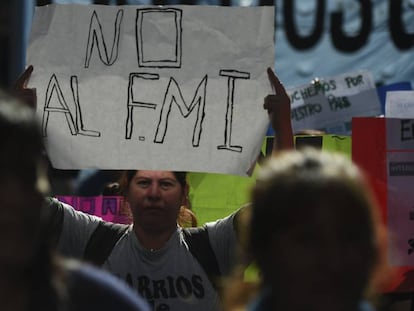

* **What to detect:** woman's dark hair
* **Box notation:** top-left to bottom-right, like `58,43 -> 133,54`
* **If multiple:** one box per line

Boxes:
117,170 -> 187,195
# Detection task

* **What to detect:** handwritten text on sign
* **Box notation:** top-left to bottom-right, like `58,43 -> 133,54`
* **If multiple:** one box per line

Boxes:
287,70 -> 381,135
27,4 -> 274,175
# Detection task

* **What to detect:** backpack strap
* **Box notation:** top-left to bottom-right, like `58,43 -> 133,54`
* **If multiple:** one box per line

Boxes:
182,227 -> 221,290
82,222 -> 221,290
83,221 -> 130,266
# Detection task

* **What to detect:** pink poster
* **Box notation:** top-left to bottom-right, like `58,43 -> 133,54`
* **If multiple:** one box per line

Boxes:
57,195 -> 132,224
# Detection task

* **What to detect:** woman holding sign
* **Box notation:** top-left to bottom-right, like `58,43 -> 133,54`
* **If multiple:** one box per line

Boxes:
0,90 -> 151,311
16,66 -> 293,311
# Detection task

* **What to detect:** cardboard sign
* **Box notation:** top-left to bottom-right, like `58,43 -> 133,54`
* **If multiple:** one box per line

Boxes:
288,70 -> 381,135
27,4 -> 274,175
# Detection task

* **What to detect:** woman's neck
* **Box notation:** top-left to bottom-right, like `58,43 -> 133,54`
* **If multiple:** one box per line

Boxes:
133,223 -> 177,251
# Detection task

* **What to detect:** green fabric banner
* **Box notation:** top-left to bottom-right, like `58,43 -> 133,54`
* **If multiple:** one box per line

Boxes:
188,135 -> 351,225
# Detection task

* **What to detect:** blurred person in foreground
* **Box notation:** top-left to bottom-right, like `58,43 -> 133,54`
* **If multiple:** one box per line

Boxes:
224,148 -> 391,311
0,90 -> 150,311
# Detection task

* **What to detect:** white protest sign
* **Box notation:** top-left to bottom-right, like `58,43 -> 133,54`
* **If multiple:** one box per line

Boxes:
385,91 -> 414,118
27,4 -> 274,175
287,70 -> 381,135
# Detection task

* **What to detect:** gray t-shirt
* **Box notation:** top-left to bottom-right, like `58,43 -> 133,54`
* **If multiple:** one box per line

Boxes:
57,201 -> 239,311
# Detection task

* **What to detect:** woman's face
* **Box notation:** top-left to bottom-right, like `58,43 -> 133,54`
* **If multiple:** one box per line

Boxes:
126,170 -> 187,233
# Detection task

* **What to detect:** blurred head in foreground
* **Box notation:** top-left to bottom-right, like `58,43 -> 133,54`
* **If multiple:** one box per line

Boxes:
228,148 -> 389,311
0,91 -> 49,270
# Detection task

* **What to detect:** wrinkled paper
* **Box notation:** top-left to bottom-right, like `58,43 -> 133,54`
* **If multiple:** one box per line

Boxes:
27,4 -> 274,175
